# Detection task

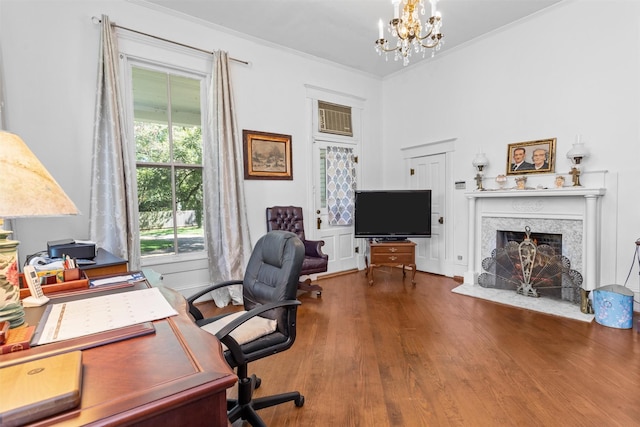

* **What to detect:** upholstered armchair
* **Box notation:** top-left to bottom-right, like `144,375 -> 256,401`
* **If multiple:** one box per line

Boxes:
266,206 -> 328,296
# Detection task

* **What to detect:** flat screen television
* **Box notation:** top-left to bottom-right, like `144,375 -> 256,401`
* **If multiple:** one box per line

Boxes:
354,190 -> 432,241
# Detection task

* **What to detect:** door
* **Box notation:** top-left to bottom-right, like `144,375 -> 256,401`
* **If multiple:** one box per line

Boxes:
312,140 -> 359,273
410,153 -> 446,274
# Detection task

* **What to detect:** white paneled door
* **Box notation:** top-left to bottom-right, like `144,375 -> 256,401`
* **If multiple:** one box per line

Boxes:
410,153 -> 446,275
312,140 -> 359,273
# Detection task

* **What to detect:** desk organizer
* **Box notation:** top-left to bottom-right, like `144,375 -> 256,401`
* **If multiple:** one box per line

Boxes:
18,271 -> 89,299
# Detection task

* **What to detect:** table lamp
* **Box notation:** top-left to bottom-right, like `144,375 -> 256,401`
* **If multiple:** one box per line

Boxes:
566,138 -> 589,187
472,152 -> 489,191
0,131 -> 78,328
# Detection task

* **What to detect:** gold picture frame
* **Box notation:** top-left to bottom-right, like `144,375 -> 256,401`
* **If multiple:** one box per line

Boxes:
243,130 -> 293,180
506,138 -> 556,175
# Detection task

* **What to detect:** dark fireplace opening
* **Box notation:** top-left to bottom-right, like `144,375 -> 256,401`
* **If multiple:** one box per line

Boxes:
497,230 -> 562,255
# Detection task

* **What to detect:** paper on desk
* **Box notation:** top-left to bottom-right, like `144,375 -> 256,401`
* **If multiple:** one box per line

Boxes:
90,272 -> 145,287
34,287 -> 178,345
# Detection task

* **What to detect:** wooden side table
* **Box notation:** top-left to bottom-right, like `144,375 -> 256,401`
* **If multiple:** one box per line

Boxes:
366,240 -> 416,285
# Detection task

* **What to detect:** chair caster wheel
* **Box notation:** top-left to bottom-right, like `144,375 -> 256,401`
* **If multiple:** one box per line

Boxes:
295,395 -> 305,407
316,291 -> 322,297
253,375 -> 262,390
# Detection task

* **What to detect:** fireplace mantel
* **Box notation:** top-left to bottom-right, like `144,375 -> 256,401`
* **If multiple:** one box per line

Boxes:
465,187 -> 605,199
464,187 -> 606,291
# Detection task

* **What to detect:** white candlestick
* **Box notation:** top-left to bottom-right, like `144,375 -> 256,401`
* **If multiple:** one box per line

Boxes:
378,19 -> 384,39
393,1 -> 400,19
430,0 -> 437,17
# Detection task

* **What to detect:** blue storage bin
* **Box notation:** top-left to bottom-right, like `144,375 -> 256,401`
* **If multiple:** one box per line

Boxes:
593,285 -> 634,329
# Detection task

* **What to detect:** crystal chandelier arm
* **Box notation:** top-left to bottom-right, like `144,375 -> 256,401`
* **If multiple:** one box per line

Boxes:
375,38 -> 401,53
417,32 -> 443,49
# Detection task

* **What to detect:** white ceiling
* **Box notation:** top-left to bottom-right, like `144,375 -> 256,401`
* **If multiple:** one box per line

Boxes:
140,0 -> 563,78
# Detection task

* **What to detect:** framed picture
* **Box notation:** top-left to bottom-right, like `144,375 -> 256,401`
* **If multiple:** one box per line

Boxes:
506,138 -> 556,176
242,130 -> 293,180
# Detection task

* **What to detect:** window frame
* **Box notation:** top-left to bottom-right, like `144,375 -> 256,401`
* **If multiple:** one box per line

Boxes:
117,30 -> 212,266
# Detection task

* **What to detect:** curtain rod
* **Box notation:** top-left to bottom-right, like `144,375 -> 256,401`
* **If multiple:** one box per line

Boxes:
92,16 -> 249,65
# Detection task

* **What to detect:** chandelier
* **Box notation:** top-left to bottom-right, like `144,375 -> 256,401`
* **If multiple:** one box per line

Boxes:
375,0 -> 444,66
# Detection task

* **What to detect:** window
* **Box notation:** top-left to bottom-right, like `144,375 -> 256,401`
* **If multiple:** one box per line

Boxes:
132,66 -> 205,257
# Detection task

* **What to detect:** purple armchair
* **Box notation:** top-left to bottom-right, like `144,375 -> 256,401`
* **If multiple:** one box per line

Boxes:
266,206 -> 327,295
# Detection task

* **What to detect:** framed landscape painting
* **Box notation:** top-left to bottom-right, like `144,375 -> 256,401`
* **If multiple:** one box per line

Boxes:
243,130 -> 293,180
506,138 -> 556,176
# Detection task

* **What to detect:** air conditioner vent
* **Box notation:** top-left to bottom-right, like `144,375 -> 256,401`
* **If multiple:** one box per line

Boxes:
318,101 -> 353,137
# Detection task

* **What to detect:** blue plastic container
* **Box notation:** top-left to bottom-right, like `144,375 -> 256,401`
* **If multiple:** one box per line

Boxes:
593,285 -> 634,329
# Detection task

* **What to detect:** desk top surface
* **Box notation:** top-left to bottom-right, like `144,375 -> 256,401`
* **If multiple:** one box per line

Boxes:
1,281 -> 236,426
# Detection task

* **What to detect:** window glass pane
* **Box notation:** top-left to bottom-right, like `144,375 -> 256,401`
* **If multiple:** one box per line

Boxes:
137,166 -> 175,255
170,74 -> 202,164
175,167 -> 204,253
319,148 -> 327,208
132,68 -> 170,163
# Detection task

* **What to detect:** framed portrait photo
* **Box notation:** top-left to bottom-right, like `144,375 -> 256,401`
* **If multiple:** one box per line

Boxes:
243,130 -> 293,180
506,138 -> 556,176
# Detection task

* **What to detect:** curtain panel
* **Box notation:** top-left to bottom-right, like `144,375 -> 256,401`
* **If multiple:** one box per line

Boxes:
204,51 -> 252,307
90,15 -> 140,270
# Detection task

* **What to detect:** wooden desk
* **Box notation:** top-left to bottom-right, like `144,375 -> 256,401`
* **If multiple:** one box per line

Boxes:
80,248 -> 128,278
366,240 -> 417,285
2,281 -> 236,426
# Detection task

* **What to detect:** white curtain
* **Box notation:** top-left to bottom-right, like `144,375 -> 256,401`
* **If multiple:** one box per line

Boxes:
326,146 -> 356,226
203,51 -> 252,307
89,15 -> 140,270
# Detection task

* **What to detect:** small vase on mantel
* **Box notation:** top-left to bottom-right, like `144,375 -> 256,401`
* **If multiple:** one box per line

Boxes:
495,174 -> 507,189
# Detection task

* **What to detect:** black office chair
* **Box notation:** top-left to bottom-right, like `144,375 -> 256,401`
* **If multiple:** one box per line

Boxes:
187,230 -> 306,427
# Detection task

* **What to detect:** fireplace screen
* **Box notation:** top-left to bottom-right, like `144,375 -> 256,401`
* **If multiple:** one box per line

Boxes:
478,226 -> 583,304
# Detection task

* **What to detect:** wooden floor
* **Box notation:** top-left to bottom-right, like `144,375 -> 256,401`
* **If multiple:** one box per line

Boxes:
199,268 -> 640,427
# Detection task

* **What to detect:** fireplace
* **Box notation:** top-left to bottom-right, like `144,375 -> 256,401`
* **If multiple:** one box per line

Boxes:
464,187 -> 606,292
478,227 -> 582,304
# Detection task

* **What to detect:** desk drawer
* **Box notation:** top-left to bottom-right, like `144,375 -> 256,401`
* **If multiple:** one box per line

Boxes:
372,253 -> 414,264
371,245 -> 414,255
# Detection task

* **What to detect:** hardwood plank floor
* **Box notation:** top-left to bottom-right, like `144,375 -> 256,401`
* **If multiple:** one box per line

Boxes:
198,268 -> 640,426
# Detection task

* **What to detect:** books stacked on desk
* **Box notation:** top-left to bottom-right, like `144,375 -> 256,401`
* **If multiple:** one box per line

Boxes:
0,325 -> 35,354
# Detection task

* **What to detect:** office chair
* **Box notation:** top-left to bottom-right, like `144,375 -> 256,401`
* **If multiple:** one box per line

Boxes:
266,206 -> 328,295
187,230 -> 305,427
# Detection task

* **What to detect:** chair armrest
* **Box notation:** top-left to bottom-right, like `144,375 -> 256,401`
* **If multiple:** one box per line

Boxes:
187,279 -> 243,321
303,239 -> 327,259
216,299 -> 301,362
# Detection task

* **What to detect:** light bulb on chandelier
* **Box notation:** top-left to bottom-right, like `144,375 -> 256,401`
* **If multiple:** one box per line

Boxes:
375,0 -> 444,66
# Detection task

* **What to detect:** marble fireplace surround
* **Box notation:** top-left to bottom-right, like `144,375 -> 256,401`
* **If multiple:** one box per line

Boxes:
463,187 -> 606,292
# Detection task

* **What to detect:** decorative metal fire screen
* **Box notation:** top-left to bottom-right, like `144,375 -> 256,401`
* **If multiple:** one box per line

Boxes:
478,226 -> 583,304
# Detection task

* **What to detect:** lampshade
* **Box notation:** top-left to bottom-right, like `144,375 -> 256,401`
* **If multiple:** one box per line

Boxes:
0,131 -> 78,217
472,152 -> 489,168
566,142 -> 589,161
0,131 -> 78,328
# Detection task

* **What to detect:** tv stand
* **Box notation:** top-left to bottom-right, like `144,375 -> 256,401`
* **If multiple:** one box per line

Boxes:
365,240 -> 416,285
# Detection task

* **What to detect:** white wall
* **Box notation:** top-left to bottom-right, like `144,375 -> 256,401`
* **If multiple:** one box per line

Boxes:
382,0 -> 640,296
2,0 -> 639,301
0,0 -> 382,294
